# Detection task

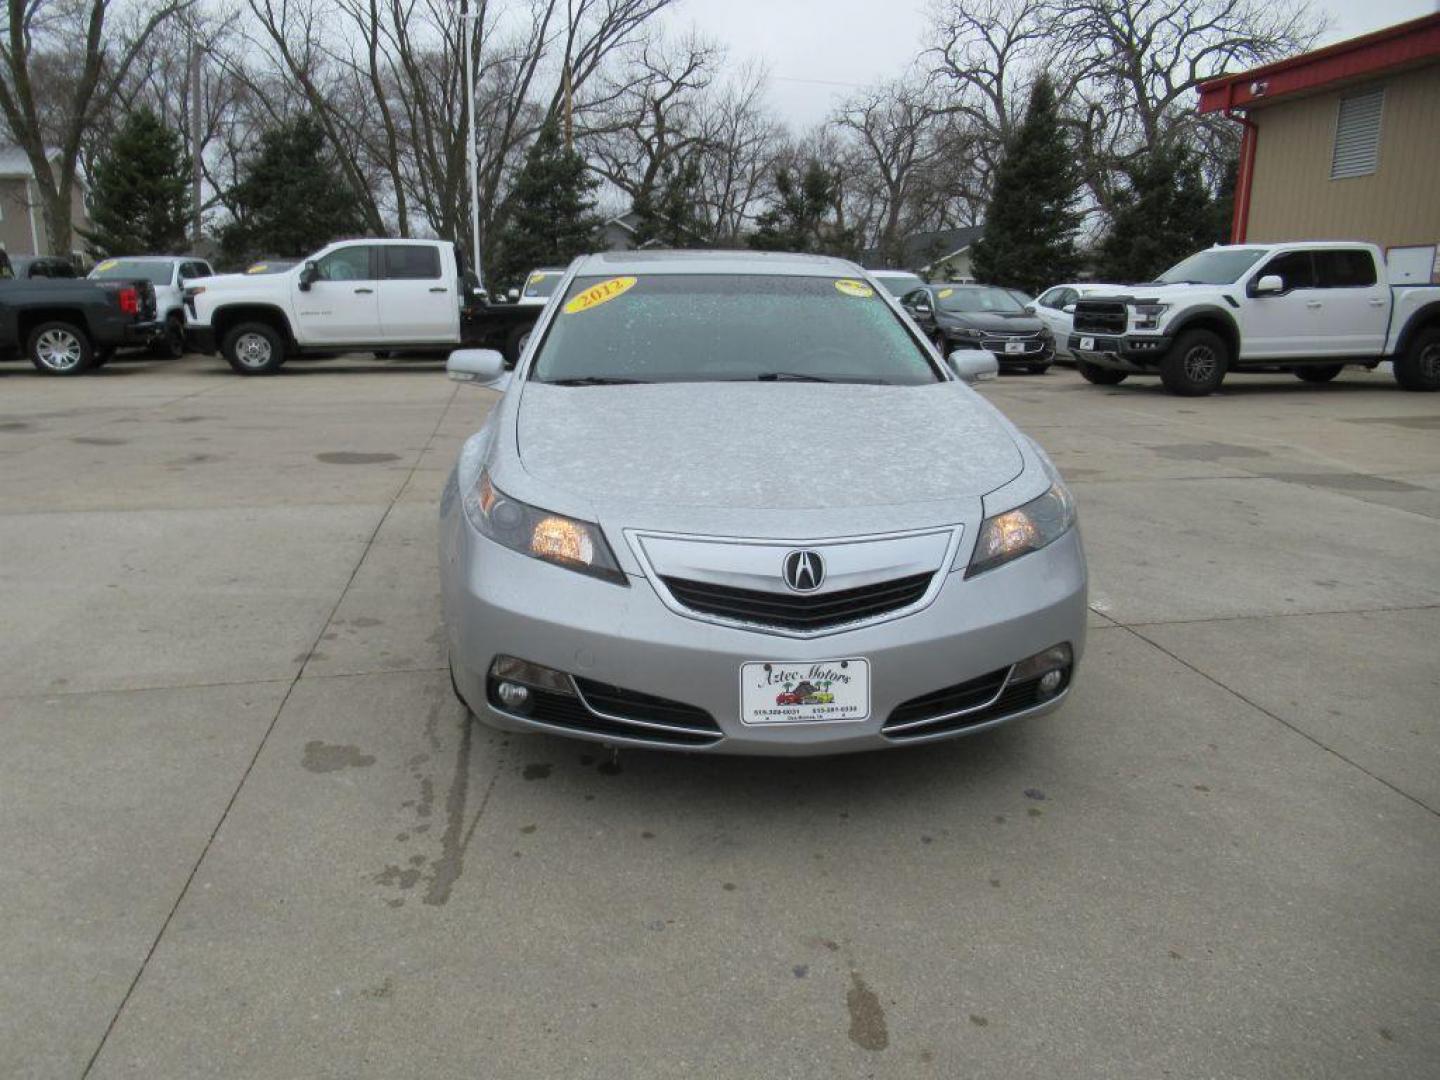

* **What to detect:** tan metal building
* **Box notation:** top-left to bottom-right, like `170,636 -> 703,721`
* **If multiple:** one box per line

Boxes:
1199,14 -> 1440,274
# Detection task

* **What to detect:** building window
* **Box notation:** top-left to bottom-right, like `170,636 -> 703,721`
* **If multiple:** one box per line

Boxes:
1331,87 -> 1384,180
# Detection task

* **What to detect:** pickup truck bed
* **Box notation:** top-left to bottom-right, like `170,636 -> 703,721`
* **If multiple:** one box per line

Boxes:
0,279 -> 160,375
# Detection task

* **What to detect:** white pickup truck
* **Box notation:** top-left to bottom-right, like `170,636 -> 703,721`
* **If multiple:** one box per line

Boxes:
185,238 -> 538,374
1068,242 -> 1440,395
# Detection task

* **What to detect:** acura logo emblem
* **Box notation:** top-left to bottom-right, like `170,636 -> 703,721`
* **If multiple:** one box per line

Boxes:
782,550 -> 825,593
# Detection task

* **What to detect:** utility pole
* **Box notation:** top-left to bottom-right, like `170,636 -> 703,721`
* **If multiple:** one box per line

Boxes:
563,0 -> 574,151
459,0 -> 482,291
189,24 -> 203,248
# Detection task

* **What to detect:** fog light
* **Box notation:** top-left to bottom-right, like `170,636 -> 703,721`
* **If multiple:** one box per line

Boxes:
1038,669 -> 1064,697
1011,643 -> 1073,683
496,681 -> 531,710
488,655 -> 573,694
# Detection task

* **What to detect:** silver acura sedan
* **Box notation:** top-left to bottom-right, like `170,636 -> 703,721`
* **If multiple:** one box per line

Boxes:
439,251 -> 1086,755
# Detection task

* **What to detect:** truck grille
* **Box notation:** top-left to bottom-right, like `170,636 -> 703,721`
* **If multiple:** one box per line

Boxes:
661,572 -> 933,631
1072,302 -> 1127,335
978,332 -> 1045,354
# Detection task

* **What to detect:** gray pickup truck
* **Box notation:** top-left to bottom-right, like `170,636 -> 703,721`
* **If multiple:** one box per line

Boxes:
0,267 -> 160,375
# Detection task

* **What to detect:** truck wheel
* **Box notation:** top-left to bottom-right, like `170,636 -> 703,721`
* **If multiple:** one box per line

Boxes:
503,323 -> 533,368
1294,364 -> 1344,384
1394,328 -> 1440,392
152,316 -> 185,359
1159,329 -> 1228,396
223,322 -> 286,375
28,321 -> 93,375
1077,360 -> 1127,385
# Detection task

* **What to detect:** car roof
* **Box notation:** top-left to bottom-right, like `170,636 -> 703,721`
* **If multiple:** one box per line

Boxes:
95,255 -> 199,262
573,249 -> 863,278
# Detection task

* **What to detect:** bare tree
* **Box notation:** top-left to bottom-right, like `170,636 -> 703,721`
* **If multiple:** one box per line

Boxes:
0,0 -> 192,253
689,60 -> 783,243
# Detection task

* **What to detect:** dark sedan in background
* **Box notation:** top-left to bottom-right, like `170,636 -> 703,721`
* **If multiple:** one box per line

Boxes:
901,284 -> 1055,374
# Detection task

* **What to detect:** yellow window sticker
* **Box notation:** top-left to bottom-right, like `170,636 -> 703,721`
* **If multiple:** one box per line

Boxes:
95,259 -> 118,272
246,263 -> 268,274
528,271 -> 546,282
937,287 -> 954,299
563,276 -> 637,314
834,279 -> 874,299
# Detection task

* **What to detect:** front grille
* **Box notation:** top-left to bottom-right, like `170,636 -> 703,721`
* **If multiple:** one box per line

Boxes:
979,335 -> 1045,354
491,679 -> 722,748
1072,302 -> 1127,335
661,572 -> 933,631
882,669 -> 1069,741
572,677 -> 721,735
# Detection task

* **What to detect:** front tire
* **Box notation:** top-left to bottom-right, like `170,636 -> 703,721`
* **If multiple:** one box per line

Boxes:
153,316 -> 185,359
1394,328 -> 1440,392
28,321 -> 93,376
1294,364 -> 1344,384
1159,329 -> 1228,396
1078,359 -> 1127,385
223,322 -> 286,375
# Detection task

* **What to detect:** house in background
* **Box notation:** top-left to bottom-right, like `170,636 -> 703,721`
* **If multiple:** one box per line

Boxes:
1199,12 -> 1440,278
864,225 -> 985,280
0,146 -> 93,260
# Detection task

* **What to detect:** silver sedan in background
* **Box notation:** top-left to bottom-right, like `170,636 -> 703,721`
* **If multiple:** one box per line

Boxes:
440,251 -> 1087,755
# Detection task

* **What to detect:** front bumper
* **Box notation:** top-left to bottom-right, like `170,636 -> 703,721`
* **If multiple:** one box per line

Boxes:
1068,332 -> 1171,370
441,509 -> 1088,756
943,333 -> 1055,367
185,325 -> 217,356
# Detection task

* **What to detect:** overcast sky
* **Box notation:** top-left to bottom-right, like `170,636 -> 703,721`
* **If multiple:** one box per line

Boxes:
673,0 -> 1439,129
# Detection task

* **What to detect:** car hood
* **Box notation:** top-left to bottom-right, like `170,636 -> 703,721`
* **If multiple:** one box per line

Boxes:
515,381 -> 1023,511
1079,282 -> 1230,303
939,311 -> 1044,333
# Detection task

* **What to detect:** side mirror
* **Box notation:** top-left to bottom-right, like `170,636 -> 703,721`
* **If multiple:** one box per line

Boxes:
1062,304 -> 1076,314
1255,274 -> 1283,295
1023,305 -> 1036,314
447,348 -> 507,387
298,261 -> 318,291
948,348 -> 999,384
914,301 -> 933,316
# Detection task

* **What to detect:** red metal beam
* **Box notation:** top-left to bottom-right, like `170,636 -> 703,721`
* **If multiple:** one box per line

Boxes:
1198,12 -> 1440,113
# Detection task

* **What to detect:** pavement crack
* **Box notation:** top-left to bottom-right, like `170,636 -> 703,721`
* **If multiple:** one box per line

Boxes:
1122,624 -> 1438,818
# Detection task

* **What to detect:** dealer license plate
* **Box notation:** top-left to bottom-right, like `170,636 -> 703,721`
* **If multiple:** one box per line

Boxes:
1079,336 -> 1095,350
740,658 -> 870,725
1005,340 -> 1026,354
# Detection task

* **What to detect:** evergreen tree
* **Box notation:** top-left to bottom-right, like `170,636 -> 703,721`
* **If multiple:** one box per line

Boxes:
1097,142 -> 1217,283
81,108 -> 191,256
218,115 -> 368,267
969,75 -> 1082,295
631,158 -> 707,248
1212,152 -> 1239,246
748,159 -> 858,257
493,119 -> 600,288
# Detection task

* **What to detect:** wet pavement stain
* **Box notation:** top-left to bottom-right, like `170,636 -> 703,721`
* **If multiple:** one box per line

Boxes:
523,763 -> 552,780
302,741 -> 376,773
846,971 -> 889,1051
0,421 -> 31,431
969,1014 -> 989,1028
1259,471 -> 1419,492
1024,788 -> 1047,800
1347,415 -> 1440,430
316,451 -> 402,465
1027,807 -> 1043,818
70,436 -> 127,446
1151,442 -> 1269,461
793,965 -> 809,978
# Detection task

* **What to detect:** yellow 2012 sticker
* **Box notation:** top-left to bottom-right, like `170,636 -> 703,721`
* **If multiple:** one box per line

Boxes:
95,259 -> 118,272
246,263 -> 268,274
564,276 -> 637,314
937,287 -> 954,299
834,279 -> 874,298
528,271 -> 546,282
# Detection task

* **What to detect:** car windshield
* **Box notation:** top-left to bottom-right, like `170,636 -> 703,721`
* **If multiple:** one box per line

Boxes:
1155,249 -> 1266,285
533,273 -> 940,386
90,259 -> 174,285
934,286 -> 1025,314
873,272 -> 923,296
523,271 -> 562,298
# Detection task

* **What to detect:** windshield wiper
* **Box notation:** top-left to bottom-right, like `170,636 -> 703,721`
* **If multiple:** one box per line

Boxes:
544,376 -> 651,386
754,372 -> 839,383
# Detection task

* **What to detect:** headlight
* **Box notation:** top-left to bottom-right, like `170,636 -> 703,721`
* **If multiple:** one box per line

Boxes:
1134,303 -> 1169,330
463,469 -> 626,585
948,326 -> 982,339
967,484 -> 1076,577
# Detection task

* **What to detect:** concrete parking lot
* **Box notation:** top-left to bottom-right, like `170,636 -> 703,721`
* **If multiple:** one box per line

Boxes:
2,353 -> 1437,1079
